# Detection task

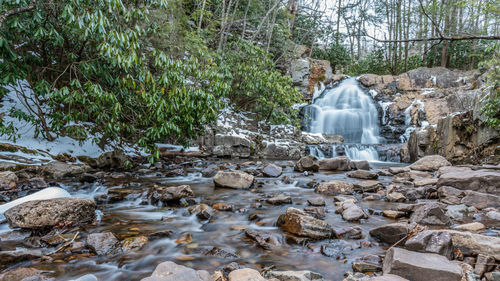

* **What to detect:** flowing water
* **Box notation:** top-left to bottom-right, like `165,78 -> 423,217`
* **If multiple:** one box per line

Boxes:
0,160 -> 404,281
304,78 -> 384,161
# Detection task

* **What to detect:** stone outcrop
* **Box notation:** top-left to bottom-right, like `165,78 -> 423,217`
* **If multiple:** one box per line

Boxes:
213,171 -> 254,189
437,169 -> 500,195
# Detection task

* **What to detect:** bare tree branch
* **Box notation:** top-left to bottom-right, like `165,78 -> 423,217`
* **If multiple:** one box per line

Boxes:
363,31 -> 500,43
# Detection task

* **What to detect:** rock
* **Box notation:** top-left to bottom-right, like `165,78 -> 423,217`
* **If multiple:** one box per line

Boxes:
338,202 -> 368,221
410,202 -> 449,226
203,247 -> 239,259
148,185 -> 194,204
0,267 -> 45,281
438,186 -> 466,205
353,255 -> 383,273
140,261 -> 211,281
485,272 -> 500,281
213,203 -> 233,211
304,207 -> 326,219
460,191 -> 500,209
164,168 -> 187,177
453,222 -> 485,232
262,164 -> 283,177
315,180 -> 354,195
354,181 -> 384,193
188,204 -> 214,220
214,171 -> 254,189
343,271 -> 370,281
245,229 -> 280,250
369,223 -> 408,244
213,134 -> 252,158
382,210 -> 406,219
319,156 -> 351,171
0,171 -> 17,190
486,210 -> 500,221
42,161 -> 90,179
121,235 -> 148,251
409,155 -> 451,172
201,165 -> 218,177
4,197 -> 96,229
307,197 -> 325,206
447,230 -> 500,260
437,169 -> 500,195
382,247 -> 462,281
228,268 -> 265,281
405,230 -> 453,258
388,167 -> 410,175
294,156 -> 320,172
446,204 -> 469,220
474,254 -> 495,277
413,178 -> 438,187
86,232 -> 120,255
276,207 -> 332,239
88,149 -> 128,169
333,226 -> 363,239
368,274 -> 409,281
347,170 -> 378,180
0,249 -> 42,269
268,270 -> 324,281
351,160 -> 371,171
386,192 -> 406,202
266,194 -> 292,205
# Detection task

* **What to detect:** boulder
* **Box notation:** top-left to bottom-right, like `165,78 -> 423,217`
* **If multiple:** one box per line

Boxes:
382,247 -> 462,281
43,161 -> 90,179
453,222 -> 485,232
460,191 -> 500,209
351,160 -> 371,171
474,254 -> 496,277
294,156 -> 320,172
0,267 -> 45,281
369,223 -> 408,244
354,181 -> 384,193
438,186 -> 466,205
88,149 -> 128,169
353,255 -> 383,273
338,202 -> 368,221
368,274 -> 409,281
0,249 -> 43,270
319,156 -> 351,171
404,230 -> 453,259
347,170 -> 378,180
266,194 -> 292,205
276,207 -> 332,239
0,171 -> 17,190
213,171 -> 254,189
213,134 -> 252,158
121,235 -> 149,252
267,270 -> 324,281
228,268 -> 265,281
388,167 -> 410,175
409,155 -> 451,172
245,229 -> 280,250
307,197 -> 326,206
262,164 -> 283,177
188,203 -> 214,220
140,261 -> 212,281
447,230 -> 500,260
385,192 -> 406,202
315,180 -> 354,195
86,232 -> 120,256
437,169 -> 500,195
148,185 -> 194,204
410,202 -> 449,226
4,197 -> 96,229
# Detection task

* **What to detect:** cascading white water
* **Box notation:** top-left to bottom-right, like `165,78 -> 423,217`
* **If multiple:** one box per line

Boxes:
304,77 -> 383,161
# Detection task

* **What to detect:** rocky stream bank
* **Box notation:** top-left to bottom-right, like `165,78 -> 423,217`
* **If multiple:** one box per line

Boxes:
0,151 -> 498,281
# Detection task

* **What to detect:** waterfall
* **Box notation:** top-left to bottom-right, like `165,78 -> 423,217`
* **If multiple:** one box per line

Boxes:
303,77 -> 383,161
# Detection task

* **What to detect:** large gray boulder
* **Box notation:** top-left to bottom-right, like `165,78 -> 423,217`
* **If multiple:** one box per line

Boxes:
141,261 -> 212,281
4,197 -> 96,229
404,230 -> 453,259
276,207 -> 332,239
315,180 -> 354,195
369,223 -> 408,244
0,171 -> 17,190
437,169 -> 500,195
262,164 -> 283,177
410,202 -> 449,226
213,171 -> 254,189
86,232 -> 120,256
294,155 -> 320,172
447,230 -> 500,260
382,248 -> 462,281
409,155 -> 451,172
319,156 -> 351,171
43,161 -> 90,179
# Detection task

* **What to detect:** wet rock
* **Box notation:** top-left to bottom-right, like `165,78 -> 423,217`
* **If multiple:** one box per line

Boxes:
445,204 -> 470,221
388,167 -> 410,175
148,185 -> 194,204
307,197 -> 325,206
461,191 -> 500,209
348,170 -> 378,180
351,160 -> 371,171
385,192 -> 406,202
354,181 -> 384,193
438,186 -> 466,205
121,235 -> 148,252
382,210 -> 406,219
276,207 -> 332,239
140,261 -> 212,281
88,149 -> 129,169
485,272 -> 500,281
315,180 -> 354,195
409,202 -> 449,226
213,134 -> 252,158
0,267 -> 45,281
23,177 -> 48,189
201,165 -> 218,177
86,232 -> 120,255
333,226 -> 363,239
266,194 -> 292,205
204,247 -> 239,259
245,229 -> 280,249
409,155 -> 451,172
447,230 -> 500,260
0,171 -> 17,189
342,271 -> 370,281
353,255 -> 383,273
4,197 -> 96,229
214,171 -> 254,189
413,178 -> 438,187
228,268 -> 265,281
294,156 -> 320,172
405,230 -> 453,258
320,240 -> 354,257
437,169 -> 500,195
382,247 -> 462,281
42,161 -> 90,179
319,156 -> 351,171
262,164 -> 283,177
338,202 -> 368,221
368,274 -> 409,281
369,223 -> 408,244
164,168 -> 187,177
453,222 -> 485,232
188,204 -> 214,220
213,203 -> 234,211
0,249 -> 42,269
486,210 -> 500,221
268,270 -> 324,281
304,207 -> 326,219
474,254 -> 495,277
